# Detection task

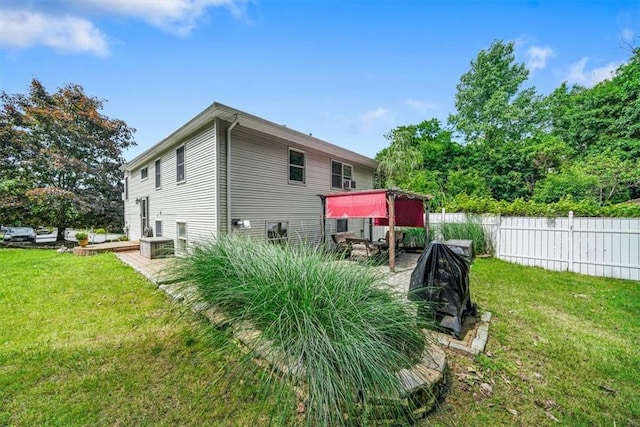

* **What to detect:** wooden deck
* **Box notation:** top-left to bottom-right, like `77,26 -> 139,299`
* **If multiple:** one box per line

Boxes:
72,240 -> 140,256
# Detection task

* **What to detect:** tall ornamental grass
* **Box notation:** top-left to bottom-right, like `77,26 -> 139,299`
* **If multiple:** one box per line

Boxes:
401,227 -> 434,249
176,235 -> 428,425
441,218 -> 492,255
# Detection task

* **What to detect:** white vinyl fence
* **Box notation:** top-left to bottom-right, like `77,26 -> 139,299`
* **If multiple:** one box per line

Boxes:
425,211 -> 640,281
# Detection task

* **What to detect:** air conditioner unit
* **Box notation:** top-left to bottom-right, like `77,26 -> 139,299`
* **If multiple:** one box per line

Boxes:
343,179 -> 356,190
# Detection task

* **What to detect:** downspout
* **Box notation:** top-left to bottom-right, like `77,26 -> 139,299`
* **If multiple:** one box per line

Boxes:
226,115 -> 240,234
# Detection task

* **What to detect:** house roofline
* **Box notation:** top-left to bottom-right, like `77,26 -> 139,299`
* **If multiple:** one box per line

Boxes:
123,102 -> 379,171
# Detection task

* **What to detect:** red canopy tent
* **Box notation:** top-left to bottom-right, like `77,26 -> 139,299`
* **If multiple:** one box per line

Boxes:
319,189 -> 431,271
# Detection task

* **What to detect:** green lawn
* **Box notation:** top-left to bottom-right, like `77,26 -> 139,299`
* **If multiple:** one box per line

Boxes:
426,258 -> 640,427
1,249 -> 638,426
0,249 -> 281,427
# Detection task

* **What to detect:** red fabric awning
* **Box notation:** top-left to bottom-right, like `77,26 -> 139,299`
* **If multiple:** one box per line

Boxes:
325,190 -> 388,218
373,198 -> 424,227
324,190 -> 425,227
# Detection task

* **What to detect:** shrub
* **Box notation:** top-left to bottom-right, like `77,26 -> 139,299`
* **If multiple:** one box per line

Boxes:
94,228 -> 106,235
75,231 -> 88,240
117,235 -> 129,241
441,218 -> 491,255
402,227 -> 434,248
176,235 -> 430,425
446,194 -> 640,218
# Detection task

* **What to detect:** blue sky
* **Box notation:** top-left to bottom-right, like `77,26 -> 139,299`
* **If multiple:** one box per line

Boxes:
1,1 -> 638,161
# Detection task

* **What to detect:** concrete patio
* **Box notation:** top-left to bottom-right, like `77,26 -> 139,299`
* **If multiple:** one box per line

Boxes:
115,249 -> 490,356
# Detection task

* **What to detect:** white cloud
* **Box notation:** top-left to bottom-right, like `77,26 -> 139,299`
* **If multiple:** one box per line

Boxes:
621,28 -> 635,43
356,107 -> 391,132
0,8 -> 109,56
526,45 -> 556,72
566,57 -> 624,86
0,0 -> 248,55
83,0 -> 249,36
405,98 -> 436,113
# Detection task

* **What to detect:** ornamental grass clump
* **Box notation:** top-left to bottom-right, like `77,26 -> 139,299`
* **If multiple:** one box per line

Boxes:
177,235 -> 428,425
441,218 -> 492,255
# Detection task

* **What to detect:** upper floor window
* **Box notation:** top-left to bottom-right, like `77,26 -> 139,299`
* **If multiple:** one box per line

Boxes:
176,146 -> 185,183
140,166 -> 148,181
331,160 -> 353,189
155,159 -> 161,189
288,148 -> 305,184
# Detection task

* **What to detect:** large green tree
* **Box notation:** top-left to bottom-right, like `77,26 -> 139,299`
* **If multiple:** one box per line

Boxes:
448,40 -> 547,201
448,40 -> 544,147
550,47 -> 640,158
0,79 -> 135,240
376,119 -> 461,204
548,47 -> 640,199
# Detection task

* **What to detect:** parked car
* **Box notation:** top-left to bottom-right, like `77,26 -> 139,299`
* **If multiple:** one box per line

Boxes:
36,226 -> 51,235
3,227 -> 37,243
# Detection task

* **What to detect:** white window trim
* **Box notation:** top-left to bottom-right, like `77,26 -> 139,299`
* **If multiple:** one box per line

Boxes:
288,147 -> 306,185
155,219 -> 163,237
176,145 -> 186,184
176,221 -> 188,255
331,159 -> 353,189
140,165 -> 149,182
155,158 -> 162,190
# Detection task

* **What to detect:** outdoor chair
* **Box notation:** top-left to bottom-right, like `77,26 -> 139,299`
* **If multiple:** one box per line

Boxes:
346,237 -> 383,260
331,231 -> 357,253
377,230 -> 405,252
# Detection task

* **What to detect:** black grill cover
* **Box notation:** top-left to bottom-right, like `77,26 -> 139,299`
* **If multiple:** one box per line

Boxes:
408,241 -> 474,338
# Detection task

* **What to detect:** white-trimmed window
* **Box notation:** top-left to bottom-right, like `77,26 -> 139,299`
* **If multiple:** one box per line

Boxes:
155,159 -> 161,189
266,221 -> 288,244
331,160 -> 353,189
176,146 -> 185,183
176,222 -> 187,253
288,148 -> 305,184
155,220 -> 163,237
140,166 -> 148,181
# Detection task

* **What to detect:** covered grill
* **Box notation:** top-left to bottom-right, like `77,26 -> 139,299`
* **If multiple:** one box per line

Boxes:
409,241 -> 476,338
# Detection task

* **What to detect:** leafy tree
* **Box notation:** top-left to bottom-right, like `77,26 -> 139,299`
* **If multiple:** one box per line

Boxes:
532,166 -> 598,204
448,40 -> 543,147
376,119 -> 461,188
445,169 -> 492,198
448,40 -> 547,201
0,79 -> 135,240
550,48 -> 640,159
375,127 -> 422,189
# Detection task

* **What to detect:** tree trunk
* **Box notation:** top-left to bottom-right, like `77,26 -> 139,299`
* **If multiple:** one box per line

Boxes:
56,226 -> 66,242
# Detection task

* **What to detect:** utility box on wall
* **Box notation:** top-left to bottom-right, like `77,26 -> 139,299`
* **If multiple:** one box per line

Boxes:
140,237 -> 175,259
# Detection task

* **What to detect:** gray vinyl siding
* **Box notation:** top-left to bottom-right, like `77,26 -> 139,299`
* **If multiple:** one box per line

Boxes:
124,122 -> 218,244
218,122 -> 375,245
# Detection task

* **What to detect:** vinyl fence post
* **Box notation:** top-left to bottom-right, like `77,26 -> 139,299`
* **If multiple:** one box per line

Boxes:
568,211 -> 574,272
495,213 -> 501,258
441,207 -> 446,241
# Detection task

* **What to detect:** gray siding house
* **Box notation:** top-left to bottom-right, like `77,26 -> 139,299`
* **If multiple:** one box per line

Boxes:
122,103 -> 378,253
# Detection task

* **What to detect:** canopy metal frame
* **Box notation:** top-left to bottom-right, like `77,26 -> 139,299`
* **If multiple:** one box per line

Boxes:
319,189 -> 431,271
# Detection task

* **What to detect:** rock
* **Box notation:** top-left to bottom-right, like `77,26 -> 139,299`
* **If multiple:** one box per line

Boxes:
480,383 -> 493,396
545,411 -> 560,422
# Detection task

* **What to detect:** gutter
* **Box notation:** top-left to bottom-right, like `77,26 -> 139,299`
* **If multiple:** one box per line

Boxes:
226,115 -> 240,233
